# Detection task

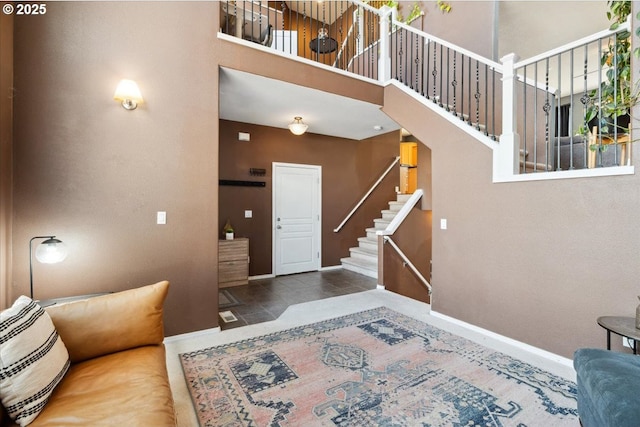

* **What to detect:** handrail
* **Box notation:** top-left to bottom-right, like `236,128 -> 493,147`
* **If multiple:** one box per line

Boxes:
377,189 -> 423,236
389,16 -> 503,72
513,20 -> 630,69
333,156 -> 400,232
382,235 -> 432,295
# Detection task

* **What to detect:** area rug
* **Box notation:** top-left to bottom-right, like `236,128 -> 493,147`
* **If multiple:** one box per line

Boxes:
180,307 -> 577,426
219,289 -> 242,309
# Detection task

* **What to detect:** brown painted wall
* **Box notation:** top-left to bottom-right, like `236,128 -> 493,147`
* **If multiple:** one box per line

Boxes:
11,2 -> 220,335
381,207 -> 432,303
384,83 -> 640,358
219,120 -> 400,276
0,11 -> 13,310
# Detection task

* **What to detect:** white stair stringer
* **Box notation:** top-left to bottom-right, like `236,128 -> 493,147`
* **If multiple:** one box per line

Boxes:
341,194 -> 411,279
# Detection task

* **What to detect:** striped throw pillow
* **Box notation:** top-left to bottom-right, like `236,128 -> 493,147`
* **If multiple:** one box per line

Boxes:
0,296 -> 70,426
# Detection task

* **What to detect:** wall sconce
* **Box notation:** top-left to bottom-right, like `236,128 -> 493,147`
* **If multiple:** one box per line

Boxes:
29,236 -> 68,300
113,79 -> 143,110
288,116 -> 308,135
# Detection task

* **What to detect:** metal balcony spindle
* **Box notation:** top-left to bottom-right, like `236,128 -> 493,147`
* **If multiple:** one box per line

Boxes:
426,40 -> 431,99
474,61 -> 480,130
414,33 -> 420,93
597,38 -> 603,167
452,51 -> 457,116
568,48 -> 575,170
534,62 -> 539,171
468,57 -> 472,126
556,53 -> 562,171
491,66 -> 496,140
432,42 -> 438,103
420,36 -> 429,97
612,33 -> 619,165
439,44 -> 444,107
460,53 -> 465,121
484,63 -> 488,136
445,47 -> 450,110
522,65 -> 528,173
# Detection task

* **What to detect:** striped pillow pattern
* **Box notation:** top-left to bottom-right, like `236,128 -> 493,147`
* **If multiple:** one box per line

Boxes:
0,296 -> 70,426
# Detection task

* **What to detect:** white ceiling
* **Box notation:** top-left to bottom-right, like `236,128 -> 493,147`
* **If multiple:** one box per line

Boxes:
219,67 -> 401,140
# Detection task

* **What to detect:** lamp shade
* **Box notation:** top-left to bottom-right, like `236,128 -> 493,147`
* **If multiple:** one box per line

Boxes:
35,238 -> 68,264
114,79 -> 143,110
288,116 -> 308,135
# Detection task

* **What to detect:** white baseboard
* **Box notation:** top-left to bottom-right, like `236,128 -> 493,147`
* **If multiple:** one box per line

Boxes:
164,326 -> 221,344
430,310 -> 574,374
320,265 -> 342,271
249,274 -> 275,281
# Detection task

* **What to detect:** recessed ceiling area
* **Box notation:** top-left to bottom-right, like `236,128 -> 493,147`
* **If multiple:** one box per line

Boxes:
219,67 -> 401,140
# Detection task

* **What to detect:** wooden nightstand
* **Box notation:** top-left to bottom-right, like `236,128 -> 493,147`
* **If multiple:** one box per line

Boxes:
218,238 -> 249,288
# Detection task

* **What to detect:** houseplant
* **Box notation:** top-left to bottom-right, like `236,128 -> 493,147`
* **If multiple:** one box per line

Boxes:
584,1 -> 639,146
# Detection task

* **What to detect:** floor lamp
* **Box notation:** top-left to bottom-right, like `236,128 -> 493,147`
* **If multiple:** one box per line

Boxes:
29,236 -> 68,300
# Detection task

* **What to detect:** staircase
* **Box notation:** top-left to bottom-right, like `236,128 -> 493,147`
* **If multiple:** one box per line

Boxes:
340,193 -> 411,278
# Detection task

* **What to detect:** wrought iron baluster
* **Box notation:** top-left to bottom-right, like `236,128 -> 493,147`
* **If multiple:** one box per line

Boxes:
484,63 -> 488,136
414,33 -> 420,93
370,11 -> 375,79
399,28 -> 404,84
421,38 -> 425,97
451,50 -> 457,116
439,44 -> 444,107
522,65 -> 528,173
474,61 -> 480,130
460,53 -> 465,121
491,65 -> 496,140
534,62 -> 538,171
426,39 -> 431,99
542,58 -> 551,173
432,41 -> 438,102
445,47 -> 450,111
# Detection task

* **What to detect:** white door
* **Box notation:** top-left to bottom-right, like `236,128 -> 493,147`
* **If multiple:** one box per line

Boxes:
273,163 -> 321,276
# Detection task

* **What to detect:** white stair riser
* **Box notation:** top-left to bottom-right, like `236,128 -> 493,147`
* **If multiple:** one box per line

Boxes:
381,210 -> 397,220
358,238 -> 378,252
388,202 -> 403,212
350,251 -> 377,263
373,219 -> 390,230
342,262 -> 377,278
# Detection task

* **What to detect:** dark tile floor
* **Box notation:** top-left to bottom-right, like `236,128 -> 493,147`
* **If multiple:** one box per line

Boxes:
218,269 -> 377,330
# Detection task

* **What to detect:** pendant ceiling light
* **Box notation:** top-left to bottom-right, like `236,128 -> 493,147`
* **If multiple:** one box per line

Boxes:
288,116 -> 308,136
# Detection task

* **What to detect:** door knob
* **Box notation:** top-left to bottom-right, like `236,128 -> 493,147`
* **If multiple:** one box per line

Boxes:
276,225 -> 282,229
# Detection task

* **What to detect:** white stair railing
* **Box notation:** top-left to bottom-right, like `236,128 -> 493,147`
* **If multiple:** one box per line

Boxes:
377,189 -> 432,295
333,156 -> 400,233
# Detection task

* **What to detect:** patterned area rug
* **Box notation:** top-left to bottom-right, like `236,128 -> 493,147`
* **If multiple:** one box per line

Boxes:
180,307 -> 577,426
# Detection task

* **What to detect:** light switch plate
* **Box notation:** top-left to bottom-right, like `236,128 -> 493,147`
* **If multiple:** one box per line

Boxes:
245,210 -> 253,218
440,218 -> 447,230
157,211 -> 167,225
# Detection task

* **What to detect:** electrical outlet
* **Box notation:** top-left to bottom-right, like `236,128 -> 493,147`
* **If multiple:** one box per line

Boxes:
622,337 -> 635,348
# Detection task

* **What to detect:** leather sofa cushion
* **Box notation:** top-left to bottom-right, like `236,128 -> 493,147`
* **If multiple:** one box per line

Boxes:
26,345 -> 176,426
45,281 -> 169,363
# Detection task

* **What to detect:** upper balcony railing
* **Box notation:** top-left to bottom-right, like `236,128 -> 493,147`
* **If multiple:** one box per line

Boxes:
219,1 -> 634,180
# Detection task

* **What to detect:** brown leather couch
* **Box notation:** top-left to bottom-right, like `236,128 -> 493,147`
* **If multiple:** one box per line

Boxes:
1,281 -> 176,426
